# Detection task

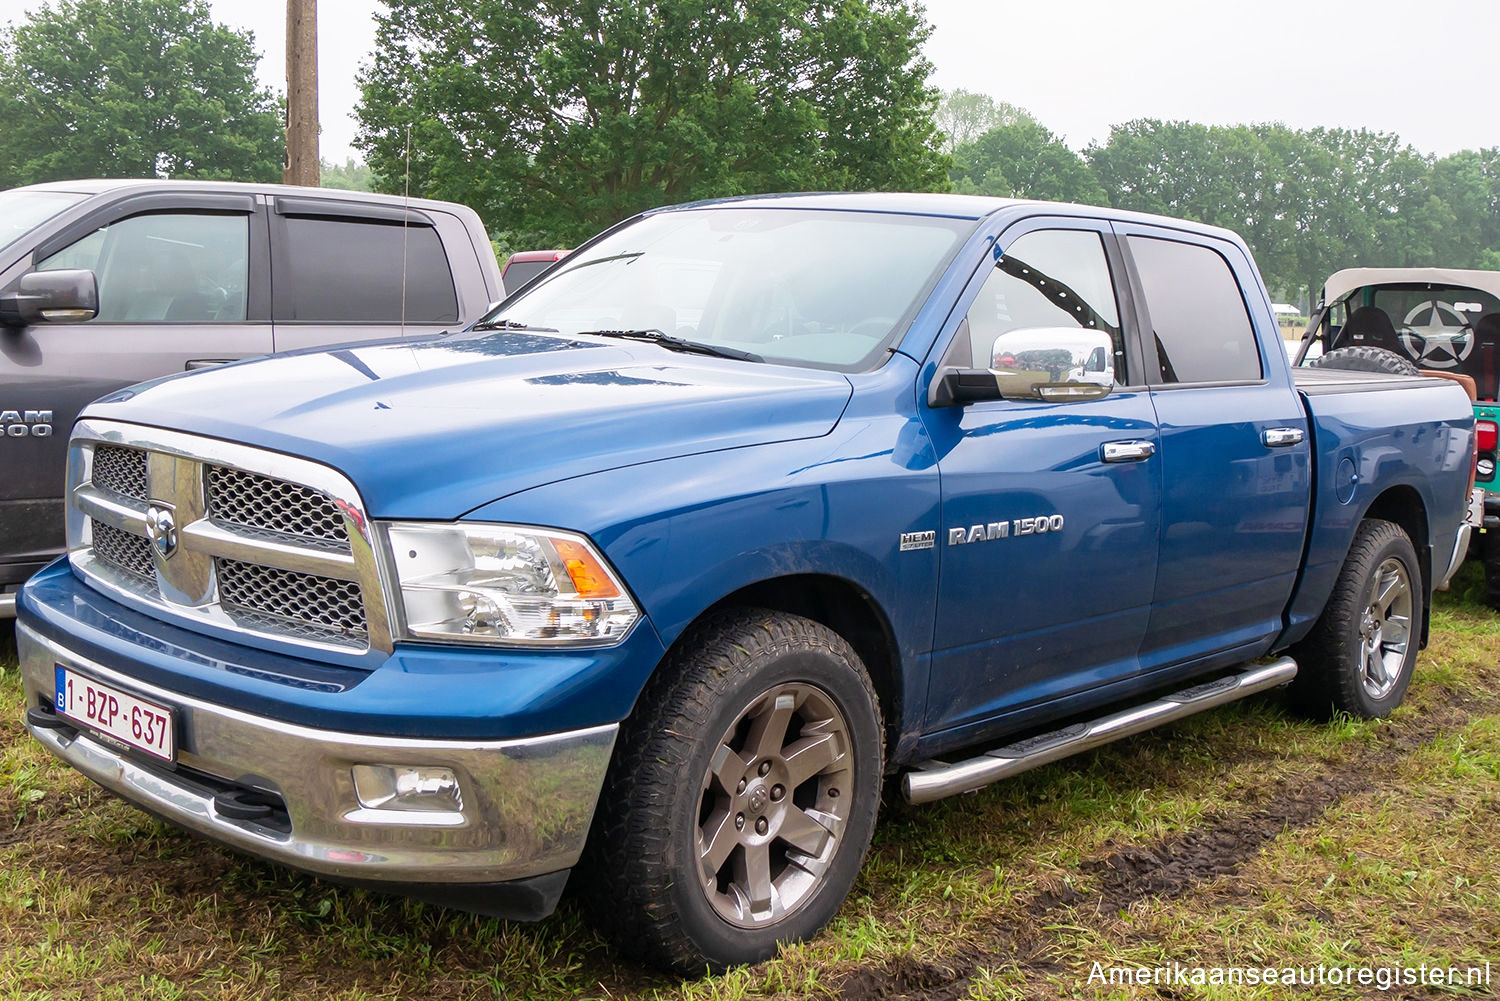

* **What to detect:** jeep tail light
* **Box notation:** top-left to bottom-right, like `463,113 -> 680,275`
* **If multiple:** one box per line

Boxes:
1477,420 -> 1497,453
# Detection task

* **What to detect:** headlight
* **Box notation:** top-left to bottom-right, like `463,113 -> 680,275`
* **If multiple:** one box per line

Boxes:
382,522 -> 640,646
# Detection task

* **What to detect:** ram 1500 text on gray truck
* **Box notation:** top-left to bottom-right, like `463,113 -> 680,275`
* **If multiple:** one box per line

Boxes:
0,179 -> 503,615
16,193 -> 1474,971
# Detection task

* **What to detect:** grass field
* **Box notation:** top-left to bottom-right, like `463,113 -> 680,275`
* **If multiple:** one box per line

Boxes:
2,567 -> 1497,1000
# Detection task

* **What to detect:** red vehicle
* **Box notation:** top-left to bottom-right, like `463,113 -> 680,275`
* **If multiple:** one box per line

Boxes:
500,249 -> 568,293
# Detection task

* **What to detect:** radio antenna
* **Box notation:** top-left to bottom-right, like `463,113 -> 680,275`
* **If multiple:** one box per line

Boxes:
400,122 -> 411,338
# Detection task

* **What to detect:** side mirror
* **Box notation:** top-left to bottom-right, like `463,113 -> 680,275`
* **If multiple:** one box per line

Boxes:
0,269 -> 99,327
931,326 -> 1116,407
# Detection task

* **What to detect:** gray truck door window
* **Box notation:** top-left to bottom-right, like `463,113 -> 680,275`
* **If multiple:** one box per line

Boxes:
271,215 -> 459,352
39,212 -> 249,323
278,217 -> 456,322
925,225 -> 1163,741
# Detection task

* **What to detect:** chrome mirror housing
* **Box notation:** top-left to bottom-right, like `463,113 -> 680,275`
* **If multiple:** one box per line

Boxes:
989,327 -> 1115,401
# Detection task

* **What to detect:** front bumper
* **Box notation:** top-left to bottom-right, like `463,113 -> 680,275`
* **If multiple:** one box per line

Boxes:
18,621 -> 617,915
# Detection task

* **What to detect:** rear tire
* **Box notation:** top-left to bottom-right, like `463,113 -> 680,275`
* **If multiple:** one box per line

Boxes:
1309,345 -> 1420,376
1288,519 -> 1421,718
582,609 -> 883,972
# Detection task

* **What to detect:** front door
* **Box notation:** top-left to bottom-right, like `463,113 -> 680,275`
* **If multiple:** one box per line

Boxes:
921,220 -> 1162,742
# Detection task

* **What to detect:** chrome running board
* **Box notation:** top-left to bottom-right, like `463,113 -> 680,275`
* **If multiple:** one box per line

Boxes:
901,657 -> 1298,805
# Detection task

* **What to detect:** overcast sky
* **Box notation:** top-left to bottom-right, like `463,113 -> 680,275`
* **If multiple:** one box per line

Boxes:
0,0 -> 1495,164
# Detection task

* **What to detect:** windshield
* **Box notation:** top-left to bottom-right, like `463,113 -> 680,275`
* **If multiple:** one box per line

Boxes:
0,188 -> 88,251
480,207 -> 973,370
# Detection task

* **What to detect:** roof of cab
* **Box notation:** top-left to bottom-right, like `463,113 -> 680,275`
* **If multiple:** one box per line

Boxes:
647,191 -> 1251,247
11,177 -> 473,214
651,190 -> 1023,219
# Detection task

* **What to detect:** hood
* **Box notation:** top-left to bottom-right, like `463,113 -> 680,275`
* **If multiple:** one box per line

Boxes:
82,332 -> 854,518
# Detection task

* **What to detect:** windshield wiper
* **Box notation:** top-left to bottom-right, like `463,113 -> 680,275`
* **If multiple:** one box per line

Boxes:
469,318 -> 559,332
579,328 -> 763,362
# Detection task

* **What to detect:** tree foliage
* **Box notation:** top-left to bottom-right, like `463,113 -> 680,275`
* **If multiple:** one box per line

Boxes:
320,158 -> 375,192
934,88 -> 1032,154
355,0 -> 949,246
951,118 -> 1106,206
1431,147 -> 1500,270
0,0 -> 283,186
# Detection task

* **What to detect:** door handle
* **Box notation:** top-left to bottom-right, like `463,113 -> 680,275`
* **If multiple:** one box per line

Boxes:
185,359 -> 234,370
1101,439 -> 1156,463
1262,427 -> 1305,447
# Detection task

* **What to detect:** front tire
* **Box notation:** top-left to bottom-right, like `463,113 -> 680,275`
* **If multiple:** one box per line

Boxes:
583,609 -> 884,972
1288,518 -> 1421,718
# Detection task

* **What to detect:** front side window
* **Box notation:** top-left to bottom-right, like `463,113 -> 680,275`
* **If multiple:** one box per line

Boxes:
951,228 -> 1125,383
1128,236 -> 1261,384
482,207 -> 973,371
279,217 -> 458,323
38,212 -> 249,323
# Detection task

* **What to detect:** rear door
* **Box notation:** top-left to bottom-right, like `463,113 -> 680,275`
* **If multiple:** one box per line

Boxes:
269,197 -> 462,353
0,194 -> 270,576
921,218 -> 1162,742
1114,223 -> 1311,670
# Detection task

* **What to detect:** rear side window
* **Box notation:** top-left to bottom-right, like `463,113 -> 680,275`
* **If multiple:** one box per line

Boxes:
502,259 -> 557,290
278,217 -> 458,323
1129,236 -> 1261,383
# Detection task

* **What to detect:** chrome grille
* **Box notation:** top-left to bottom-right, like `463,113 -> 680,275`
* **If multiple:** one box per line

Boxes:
68,421 -> 391,656
216,558 -> 367,642
206,465 -> 349,545
92,446 -> 147,500
91,520 -> 155,580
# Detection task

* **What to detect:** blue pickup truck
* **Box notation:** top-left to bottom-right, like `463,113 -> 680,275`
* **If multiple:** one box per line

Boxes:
14,194 -> 1474,971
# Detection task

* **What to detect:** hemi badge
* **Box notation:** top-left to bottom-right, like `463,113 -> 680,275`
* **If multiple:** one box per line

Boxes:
899,530 -> 936,552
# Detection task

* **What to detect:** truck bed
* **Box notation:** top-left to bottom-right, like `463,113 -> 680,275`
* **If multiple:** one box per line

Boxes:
1284,368 -> 1473,646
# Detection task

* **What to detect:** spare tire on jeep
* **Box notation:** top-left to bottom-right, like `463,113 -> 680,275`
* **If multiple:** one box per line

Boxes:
1310,345 -> 1420,376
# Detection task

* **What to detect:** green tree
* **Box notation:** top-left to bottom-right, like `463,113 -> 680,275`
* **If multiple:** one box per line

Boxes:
1255,126 -> 1440,301
952,118 -> 1107,206
1431,147 -> 1500,269
356,0 -> 949,247
320,158 -> 376,192
0,0 -> 283,186
934,89 -> 1033,154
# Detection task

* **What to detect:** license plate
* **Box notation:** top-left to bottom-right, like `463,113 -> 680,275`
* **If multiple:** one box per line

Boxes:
54,665 -> 175,762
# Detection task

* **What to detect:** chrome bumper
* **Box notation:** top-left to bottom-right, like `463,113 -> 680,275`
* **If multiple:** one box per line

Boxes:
1437,509 -> 1476,591
18,623 -> 616,886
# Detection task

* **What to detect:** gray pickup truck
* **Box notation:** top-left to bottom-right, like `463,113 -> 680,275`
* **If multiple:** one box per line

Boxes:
0,179 -> 502,615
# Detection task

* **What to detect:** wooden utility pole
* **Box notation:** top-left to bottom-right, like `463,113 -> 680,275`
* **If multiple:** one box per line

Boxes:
284,0 -> 319,186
